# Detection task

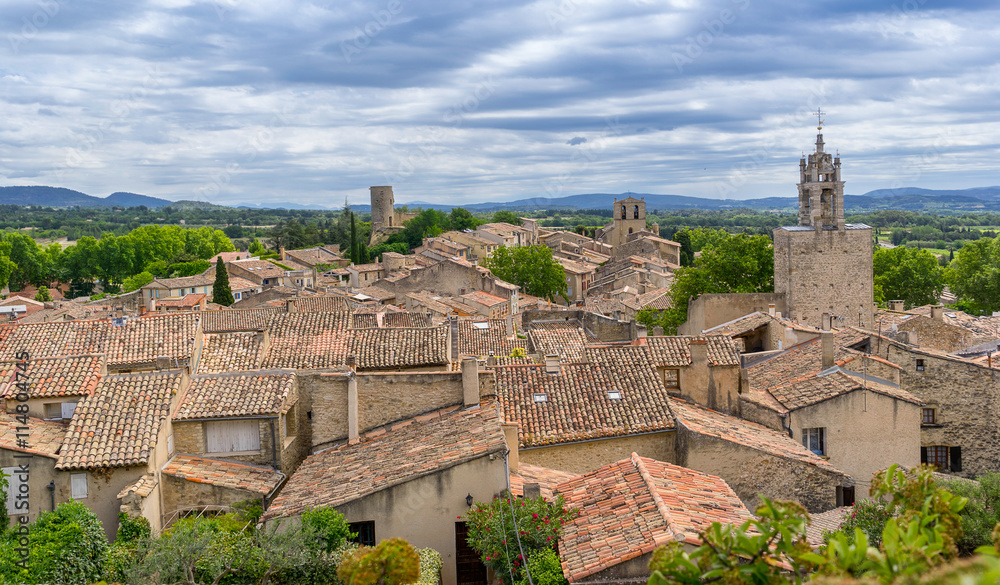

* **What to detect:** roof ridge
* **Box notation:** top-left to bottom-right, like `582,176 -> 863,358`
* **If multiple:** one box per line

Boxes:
630,452 -> 687,544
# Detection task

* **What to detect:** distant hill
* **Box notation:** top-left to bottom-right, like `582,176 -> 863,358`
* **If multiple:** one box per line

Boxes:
0,186 -> 172,208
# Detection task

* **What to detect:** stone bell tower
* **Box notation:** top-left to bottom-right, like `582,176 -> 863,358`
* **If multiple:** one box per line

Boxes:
773,112 -> 874,329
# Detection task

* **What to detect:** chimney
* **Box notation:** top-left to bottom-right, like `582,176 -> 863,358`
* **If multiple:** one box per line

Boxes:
931,305 -> 944,321
821,312 -> 832,331
523,483 -> 541,499
155,356 -> 171,371
889,300 -> 905,312
506,313 -> 514,336
768,303 -> 776,317
461,357 -> 479,407
688,338 -> 708,367
502,423 -> 519,473
255,329 -> 270,353
279,247 -> 286,260
286,298 -> 297,313
821,331 -> 835,369
347,373 -> 359,443
544,354 -> 560,374
636,324 -> 648,339
652,326 -> 664,336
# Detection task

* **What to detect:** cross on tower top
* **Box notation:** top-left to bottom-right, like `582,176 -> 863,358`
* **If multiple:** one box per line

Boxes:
815,108 -> 825,130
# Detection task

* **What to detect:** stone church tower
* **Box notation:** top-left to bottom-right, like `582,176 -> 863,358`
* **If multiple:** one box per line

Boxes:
610,196 -> 647,248
773,118 -> 874,329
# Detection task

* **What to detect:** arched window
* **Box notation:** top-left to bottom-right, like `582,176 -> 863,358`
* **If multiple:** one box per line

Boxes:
628,228 -> 633,234
388,216 -> 392,227
633,205 -> 639,219
620,205 -> 626,219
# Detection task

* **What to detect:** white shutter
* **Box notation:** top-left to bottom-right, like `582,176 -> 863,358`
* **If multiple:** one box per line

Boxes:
71,473 -> 87,499
3,467 -> 26,515
206,421 -> 260,453
61,402 -> 77,420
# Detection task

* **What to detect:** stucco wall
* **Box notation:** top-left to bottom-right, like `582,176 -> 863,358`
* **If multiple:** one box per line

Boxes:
332,455 -> 507,585
789,389 -> 920,495
677,364 -> 741,417
773,228 -> 874,329
519,432 -> 675,475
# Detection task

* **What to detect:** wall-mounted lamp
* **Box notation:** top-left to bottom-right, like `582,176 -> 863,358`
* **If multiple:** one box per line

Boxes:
465,493 -> 474,507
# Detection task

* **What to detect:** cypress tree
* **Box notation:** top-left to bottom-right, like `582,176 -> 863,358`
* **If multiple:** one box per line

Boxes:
212,259 -> 235,306
350,212 -> 359,264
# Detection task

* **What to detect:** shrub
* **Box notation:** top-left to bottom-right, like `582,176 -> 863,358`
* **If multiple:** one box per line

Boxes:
516,549 -> 566,585
116,513 -> 151,543
943,472 -> 1000,554
301,507 -> 353,553
338,538 -> 419,585
823,498 -> 894,548
29,501 -> 108,585
464,495 -> 578,585
416,548 -> 443,585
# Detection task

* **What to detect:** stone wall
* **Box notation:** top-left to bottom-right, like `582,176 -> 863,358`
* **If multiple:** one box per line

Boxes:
870,337 -> 1000,478
161,474 -> 266,520
675,424 -> 848,513
518,431 -> 675,475
172,419 -> 280,469
678,293 -> 786,335
520,309 -> 635,342
773,227 -> 874,329
305,370 -> 486,450
378,260 -> 518,312
615,234 -> 680,265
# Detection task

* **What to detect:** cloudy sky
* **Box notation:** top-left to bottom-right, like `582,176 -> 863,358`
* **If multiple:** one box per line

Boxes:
2,0 -> 998,207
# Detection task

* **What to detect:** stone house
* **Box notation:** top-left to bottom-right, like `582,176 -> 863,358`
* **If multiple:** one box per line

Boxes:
416,235 -> 471,262
701,310 -> 821,354
494,347 -> 677,475
228,259 -> 290,288
0,354 -> 105,422
864,332 -> 1000,478
376,257 -> 520,314
281,246 -> 348,270
141,270 -> 216,311
438,231 -> 499,262
669,397 -> 854,513
262,404 -> 508,585
474,222 -> 535,248
557,454 -> 753,584
556,257 -> 597,304
347,262 -> 385,288
641,335 -> 743,416
874,304 -> 996,354
155,293 -> 208,312
460,290 -> 511,319
741,330 -> 922,494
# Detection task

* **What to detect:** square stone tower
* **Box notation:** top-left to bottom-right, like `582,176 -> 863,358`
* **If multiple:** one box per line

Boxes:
773,120 -> 874,329
610,196 -> 647,248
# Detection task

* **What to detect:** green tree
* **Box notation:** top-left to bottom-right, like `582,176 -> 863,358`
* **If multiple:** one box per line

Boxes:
449,207 -> 481,231
212,260 -> 235,306
338,538 -> 420,585
873,246 -> 945,308
943,472 -> 1000,555
946,236 -> 1000,314
350,212 -> 360,264
481,245 -> 568,301
33,286 -> 52,302
640,233 -> 773,334
674,230 -> 694,267
492,211 -> 523,226
28,501 -> 108,585
122,271 -> 155,293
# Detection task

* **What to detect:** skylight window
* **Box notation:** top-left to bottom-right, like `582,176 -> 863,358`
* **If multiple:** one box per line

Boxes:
532,393 -> 548,403
473,322 -> 489,330
607,390 -> 622,400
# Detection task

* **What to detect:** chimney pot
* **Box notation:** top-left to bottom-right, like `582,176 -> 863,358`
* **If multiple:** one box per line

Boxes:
768,303 -> 776,317
544,354 -> 560,374
821,331 -> 835,369
931,304 -> 944,321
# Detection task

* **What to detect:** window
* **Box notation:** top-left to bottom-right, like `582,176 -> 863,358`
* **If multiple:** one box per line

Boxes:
71,473 -> 88,499
922,408 -> 937,425
44,403 -> 61,420
921,446 -> 961,472
3,467 -> 27,514
206,420 -> 261,453
916,359 -> 926,372
802,428 -> 825,456
607,390 -> 621,400
633,205 -> 639,219
349,521 -> 375,547
663,369 -> 680,391
621,205 -> 626,219
532,393 -> 548,403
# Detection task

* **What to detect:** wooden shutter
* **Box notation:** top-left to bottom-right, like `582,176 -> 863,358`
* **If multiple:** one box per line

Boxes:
920,446 -> 927,464
71,473 -> 88,499
206,420 -> 260,453
950,447 -> 962,472
61,402 -> 77,420
3,467 -> 25,515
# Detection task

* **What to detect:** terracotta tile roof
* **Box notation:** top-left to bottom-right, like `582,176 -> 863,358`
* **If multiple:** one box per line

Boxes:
153,270 -> 216,289
231,259 -> 286,279
202,307 -> 280,333
197,332 -> 266,373
703,312 -> 773,336
623,287 -> 672,312
0,413 -> 66,459
57,371 -> 183,470
228,276 -> 260,292
873,309 -> 996,354
349,262 -> 384,273
748,329 -> 872,392
558,454 -> 752,583
644,335 -> 742,368
117,474 -> 158,499
528,322 -> 589,363
290,296 -> 351,313
156,294 -> 206,308
583,296 -> 628,316
355,285 -> 395,301
352,313 -> 379,329
458,319 -> 527,358
348,326 -> 450,370
668,398 -> 847,476
383,312 -> 432,328
806,506 -> 850,547
0,354 -> 104,399
509,463 -> 577,500
765,368 -> 923,412
495,356 -> 674,447
582,344 -> 651,370
0,314 -> 199,369
461,290 -> 508,307
162,454 -> 285,494
263,404 -> 506,520
260,312 -> 352,369
176,371 -> 295,419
